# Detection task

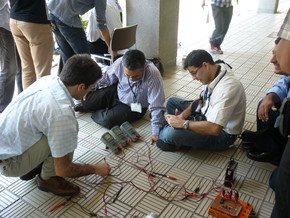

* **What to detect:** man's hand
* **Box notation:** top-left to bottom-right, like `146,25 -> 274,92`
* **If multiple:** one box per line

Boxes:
94,163 -> 111,176
150,135 -> 159,145
258,94 -> 278,122
166,114 -> 184,128
112,50 -> 118,58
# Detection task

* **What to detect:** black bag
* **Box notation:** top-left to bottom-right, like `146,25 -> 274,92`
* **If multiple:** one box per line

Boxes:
147,57 -> 164,76
275,97 -> 290,138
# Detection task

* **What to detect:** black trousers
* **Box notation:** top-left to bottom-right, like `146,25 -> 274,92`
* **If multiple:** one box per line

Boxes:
254,100 -> 287,157
82,84 -> 147,129
88,38 -> 108,55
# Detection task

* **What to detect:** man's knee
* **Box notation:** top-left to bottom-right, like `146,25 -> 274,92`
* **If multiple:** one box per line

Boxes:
166,97 -> 182,114
160,126 -> 178,142
91,111 -> 116,129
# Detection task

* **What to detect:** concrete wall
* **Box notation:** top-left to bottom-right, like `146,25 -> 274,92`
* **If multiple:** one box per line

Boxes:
126,0 -> 180,67
257,0 -> 279,13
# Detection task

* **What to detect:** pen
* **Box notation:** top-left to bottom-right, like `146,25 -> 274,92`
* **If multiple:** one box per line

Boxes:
175,108 -> 178,116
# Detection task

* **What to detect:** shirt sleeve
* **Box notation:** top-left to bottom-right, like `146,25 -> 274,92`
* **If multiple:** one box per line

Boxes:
46,114 -> 78,158
266,75 -> 290,101
94,0 -> 107,30
95,59 -> 121,88
146,64 -> 166,135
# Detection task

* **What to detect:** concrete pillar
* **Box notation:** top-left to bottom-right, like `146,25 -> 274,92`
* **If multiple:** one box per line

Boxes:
126,0 -> 180,67
257,0 -> 279,13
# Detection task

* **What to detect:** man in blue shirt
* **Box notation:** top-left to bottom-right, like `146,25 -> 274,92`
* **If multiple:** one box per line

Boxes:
270,8 -> 290,218
0,55 -> 111,196
80,50 -> 165,145
242,38 -> 290,165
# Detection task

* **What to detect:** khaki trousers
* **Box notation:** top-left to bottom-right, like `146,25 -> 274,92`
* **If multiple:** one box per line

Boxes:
10,19 -> 54,89
0,136 -> 73,180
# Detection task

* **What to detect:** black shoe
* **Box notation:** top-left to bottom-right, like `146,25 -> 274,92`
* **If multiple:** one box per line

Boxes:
241,130 -> 257,143
20,163 -> 43,181
73,103 -> 89,112
242,142 -> 255,150
156,139 -> 177,152
247,151 -> 280,165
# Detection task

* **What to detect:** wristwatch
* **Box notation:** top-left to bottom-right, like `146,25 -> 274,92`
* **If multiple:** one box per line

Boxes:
183,120 -> 189,130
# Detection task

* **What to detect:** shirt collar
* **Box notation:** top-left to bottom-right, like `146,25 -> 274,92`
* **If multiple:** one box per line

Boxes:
57,78 -> 75,107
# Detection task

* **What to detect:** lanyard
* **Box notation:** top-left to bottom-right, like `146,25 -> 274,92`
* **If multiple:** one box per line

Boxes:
203,66 -> 227,115
127,78 -> 141,102
202,65 -> 221,101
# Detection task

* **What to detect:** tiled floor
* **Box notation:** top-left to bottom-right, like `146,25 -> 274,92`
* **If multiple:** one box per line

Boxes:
1,2 -> 290,218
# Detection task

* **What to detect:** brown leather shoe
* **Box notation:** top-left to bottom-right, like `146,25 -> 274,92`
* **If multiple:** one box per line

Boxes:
36,175 -> 80,196
20,163 -> 43,181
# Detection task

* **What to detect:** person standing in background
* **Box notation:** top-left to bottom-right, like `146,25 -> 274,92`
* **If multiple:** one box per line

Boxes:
86,0 -> 122,60
10,0 -> 54,89
48,0 -> 114,69
0,0 -> 22,113
202,0 -> 233,54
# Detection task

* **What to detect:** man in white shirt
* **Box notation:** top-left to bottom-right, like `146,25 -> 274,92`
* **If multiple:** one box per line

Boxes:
86,0 -> 122,59
157,49 -> 246,152
0,54 -> 111,196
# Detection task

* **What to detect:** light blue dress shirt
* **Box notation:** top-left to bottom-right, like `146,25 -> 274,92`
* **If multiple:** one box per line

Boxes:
95,58 -> 166,135
0,76 -> 78,160
267,75 -> 290,101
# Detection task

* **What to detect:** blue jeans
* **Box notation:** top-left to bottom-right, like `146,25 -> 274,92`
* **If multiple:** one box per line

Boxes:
0,28 -> 22,112
159,97 -> 236,151
50,13 -> 89,64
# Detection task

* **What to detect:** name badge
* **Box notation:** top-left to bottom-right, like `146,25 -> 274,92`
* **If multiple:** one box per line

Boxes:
131,103 -> 142,113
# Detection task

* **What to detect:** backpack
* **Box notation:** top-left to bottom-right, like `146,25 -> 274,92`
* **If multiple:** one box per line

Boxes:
147,57 -> 164,77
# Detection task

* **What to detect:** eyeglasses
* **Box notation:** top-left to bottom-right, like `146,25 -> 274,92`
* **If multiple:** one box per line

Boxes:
189,67 -> 200,76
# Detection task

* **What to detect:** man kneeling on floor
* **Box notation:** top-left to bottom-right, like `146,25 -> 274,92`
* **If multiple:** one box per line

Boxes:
156,49 -> 246,152
0,54 -> 111,196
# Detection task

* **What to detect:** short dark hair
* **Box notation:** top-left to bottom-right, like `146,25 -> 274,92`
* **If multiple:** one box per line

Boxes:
183,49 -> 215,70
122,49 -> 146,70
60,54 -> 102,88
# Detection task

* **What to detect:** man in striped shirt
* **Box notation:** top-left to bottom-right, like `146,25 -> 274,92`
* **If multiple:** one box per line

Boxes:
82,50 -> 166,144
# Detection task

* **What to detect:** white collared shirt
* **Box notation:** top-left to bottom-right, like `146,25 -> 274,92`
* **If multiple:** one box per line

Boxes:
201,64 -> 246,135
0,76 -> 78,160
